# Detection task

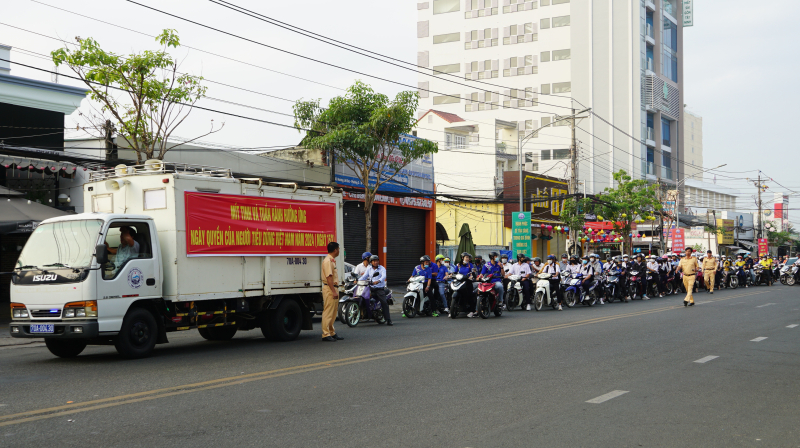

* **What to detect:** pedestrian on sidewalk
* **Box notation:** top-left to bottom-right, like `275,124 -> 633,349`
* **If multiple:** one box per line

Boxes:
678,248 -> 700,306
702,250 -> 718,294
321,242 -> 343,341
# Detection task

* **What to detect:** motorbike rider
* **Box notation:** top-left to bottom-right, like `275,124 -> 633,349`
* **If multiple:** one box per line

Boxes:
531,257 -> 544,276
434,254 -> 449,313
602,255 -> 614,273
454,253 -> 478,318
408,255 -> 437,317
608,257 -> 628,302
479,251 -> 506,311
646,255 -> 663,297
566,255 -> 580,274
658,257 -> 670,294
734,254 -> 747,287
759,255 -> 773,286
589,254 -> 604,304
721,255 -> 733,288
359,255 -> 393,326
578,255 -> 595,300
559,253 -> 570,272
745,254 -> 756,285
354,252 -> 372,278
510,253 -> 533,310
543,254 -> 563,310
632,254 -> 650,300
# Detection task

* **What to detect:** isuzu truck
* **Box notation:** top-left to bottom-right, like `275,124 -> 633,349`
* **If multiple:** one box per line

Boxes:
8,162 -> 344,358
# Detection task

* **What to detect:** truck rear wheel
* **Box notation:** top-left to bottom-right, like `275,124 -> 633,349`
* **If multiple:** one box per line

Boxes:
115,307 -> 158,359
45,339 -> 87,358
198,326 -> 238,341
260,300 -> 302,342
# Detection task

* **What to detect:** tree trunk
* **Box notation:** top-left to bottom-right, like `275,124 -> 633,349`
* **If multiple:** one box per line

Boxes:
364,190 -> 374,253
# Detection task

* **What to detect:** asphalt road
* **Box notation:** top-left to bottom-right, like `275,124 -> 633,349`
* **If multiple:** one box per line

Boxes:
1,285 -> 798,447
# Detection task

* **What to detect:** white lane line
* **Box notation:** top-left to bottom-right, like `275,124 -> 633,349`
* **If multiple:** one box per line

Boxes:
751,337 -> 768,342
756,303 -> 776,308
586,390 -> 629,404
694,355 -> 719,364
787,324 -> 798,328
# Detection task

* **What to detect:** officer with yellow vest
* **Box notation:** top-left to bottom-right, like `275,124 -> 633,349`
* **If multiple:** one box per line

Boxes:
702,250 -> 719,294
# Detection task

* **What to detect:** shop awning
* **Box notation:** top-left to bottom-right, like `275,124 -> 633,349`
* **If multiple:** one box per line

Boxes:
435,222 -> 450,241
0,190 -> 69,234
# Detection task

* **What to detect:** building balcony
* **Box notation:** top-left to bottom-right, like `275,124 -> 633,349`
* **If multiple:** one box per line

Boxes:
646,161 -> 656,176
495,142 -> 516,160
645,127 -> 656,147
645,0 -> 656,11
661,166 -> 674,180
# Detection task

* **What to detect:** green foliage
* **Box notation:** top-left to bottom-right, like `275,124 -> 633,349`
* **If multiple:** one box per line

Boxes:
294,81 -> 438,251
560,197 -> 591,233
52,30 -> 219,162
593,170 -> 662,249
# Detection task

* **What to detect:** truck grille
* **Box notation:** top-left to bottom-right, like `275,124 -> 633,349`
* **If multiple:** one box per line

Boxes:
31,309 -> 61,318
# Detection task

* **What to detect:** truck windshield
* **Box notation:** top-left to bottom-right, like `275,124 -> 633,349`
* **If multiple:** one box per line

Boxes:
17,220 -> 103,270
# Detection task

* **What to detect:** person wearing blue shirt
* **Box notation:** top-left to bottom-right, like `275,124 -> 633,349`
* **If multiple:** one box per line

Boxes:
479,251 -> 505,310
430,255 -> 442,313
409,255 -> 437,317
433,255 -> 451,313
360,255 -> 392,326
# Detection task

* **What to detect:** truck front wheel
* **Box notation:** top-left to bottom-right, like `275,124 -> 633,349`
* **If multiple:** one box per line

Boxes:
115,307 -> 158,359
45,339 -> 87,358
198,326 -> 238,341
260,300 -> 302,342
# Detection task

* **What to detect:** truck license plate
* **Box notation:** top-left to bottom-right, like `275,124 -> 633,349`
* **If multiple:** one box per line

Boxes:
30,324 -> 54,334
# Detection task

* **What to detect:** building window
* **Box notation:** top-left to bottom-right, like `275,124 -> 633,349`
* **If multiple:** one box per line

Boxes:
541,0 -> 550,5
552,49 -> 570,60
503,0 -> 538,14
433,63 -> 460,75
541,149 -> 551,160
646,148 -> 655,175
663,0 -> 678,17
433,0 -> 460,14
553,149 -> 570,159
661,117 -> 671,147
445,132 -> 467,149
540,18 -> 550,29
552,82 -> 571,93
662,152 -> 673,179
540,51 -> 550,62
504,23 -> 538,45
433,32 -> 460,44
662,50 -> 678,82
502,55 -> 538,77
663,17 -> 678,51
433,94 -> 460,105
552,16 -> 570,27
553,0 -> 569,3
541,117 -> 551,126
541,83 -> 551,95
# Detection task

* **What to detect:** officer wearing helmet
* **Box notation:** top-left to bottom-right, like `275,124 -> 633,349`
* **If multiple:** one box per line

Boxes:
354,252 -> 372,278
409,255 -> 437,317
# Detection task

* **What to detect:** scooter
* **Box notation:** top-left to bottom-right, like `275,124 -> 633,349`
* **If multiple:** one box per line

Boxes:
341,271 -> 388,327
563,272 -> 598,307
646,270 -> 661,298
533,272 -> 560,310
505,274 -> 524,311
628,270 -> 644,300
780,264 -> 798,285
338,272 -> 359,324
403,275 -> 436,318
603,271 -> 624,303
721,269 -> 739,289
448,273 -> 476,319
475,274 -> 503,318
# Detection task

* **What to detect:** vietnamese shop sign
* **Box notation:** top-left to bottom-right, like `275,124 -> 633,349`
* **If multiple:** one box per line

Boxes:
758,238 -> 769,256
185,192 -> 337,257
669,228 -> 686,252
512,212 -> 532,258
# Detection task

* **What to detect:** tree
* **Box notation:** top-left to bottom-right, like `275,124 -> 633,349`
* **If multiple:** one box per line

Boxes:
560,196 -> 591,255
52,30 -> 222,163
294,81 -> 438,252
591,170 -> 662,251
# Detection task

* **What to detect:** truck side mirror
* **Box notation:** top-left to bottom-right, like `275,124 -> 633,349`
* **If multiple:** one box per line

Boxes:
95,244 -> 109,265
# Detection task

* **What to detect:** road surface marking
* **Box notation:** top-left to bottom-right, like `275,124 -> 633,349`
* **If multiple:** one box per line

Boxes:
755,303 -> 776,308
787,324 -> 798,328
586,390 -> 629,404
0,289 -> 768,428
751,337 -> 768,342
694,356 -> 719,364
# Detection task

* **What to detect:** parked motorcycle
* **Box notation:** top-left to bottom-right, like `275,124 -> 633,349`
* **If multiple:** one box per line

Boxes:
341,271 -> 390,327
505,274 -> 524,311
780,265 -> 798,285
338,272 -> 359,324
448,273 -> 476,319
563,272 -> 597,307
533,272 -> 560,311
476,274 -> 503,318
735,267 -> 750,288
721,269 -> 739,289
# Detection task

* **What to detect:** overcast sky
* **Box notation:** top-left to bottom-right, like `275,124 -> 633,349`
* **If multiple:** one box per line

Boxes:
3,0 -> 798,221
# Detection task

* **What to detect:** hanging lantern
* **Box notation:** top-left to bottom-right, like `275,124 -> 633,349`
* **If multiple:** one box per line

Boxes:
621,213 -> 627,218
597,215 -> 604,221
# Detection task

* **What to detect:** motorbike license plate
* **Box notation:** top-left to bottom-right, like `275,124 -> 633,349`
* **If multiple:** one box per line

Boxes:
30,324 -> 54,334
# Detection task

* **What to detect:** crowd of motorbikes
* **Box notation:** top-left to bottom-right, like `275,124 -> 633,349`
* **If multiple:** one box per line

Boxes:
336,252 -> 799,327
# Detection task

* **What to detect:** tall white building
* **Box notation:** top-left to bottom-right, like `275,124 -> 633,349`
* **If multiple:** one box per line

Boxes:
683,109 -> 703,181
415,0 -> 685,199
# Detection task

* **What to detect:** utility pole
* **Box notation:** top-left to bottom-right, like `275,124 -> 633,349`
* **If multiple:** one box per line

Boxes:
569,107 -> 578,197
756,172 -> 763,240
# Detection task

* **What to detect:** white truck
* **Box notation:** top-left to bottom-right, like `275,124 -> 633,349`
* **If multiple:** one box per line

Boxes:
8,162 -> 345,358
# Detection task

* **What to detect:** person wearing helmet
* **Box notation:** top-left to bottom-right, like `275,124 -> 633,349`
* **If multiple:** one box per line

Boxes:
588,254 -> 604,304
542,254 -> 564,310
510,253 -> 533,310
432,254 -> 448,313
602,256 -> 614,273
454,253 -> 478,317
608,256 -> 629,302
566,255 -> 580,275
479,251 -> 506,312
702,250 -> 718,293
559,253 -> 570,272
500,253 -> 512,297
409,255 -> 437,317
646,255 -> 663,298
759,254 -> 773,286
531,257 -> 544,275
631,254 -> 650,300
360,255 -> 393,325
578,255 -> 595,299
744,253 -> 756,286
354,252 -> 372,278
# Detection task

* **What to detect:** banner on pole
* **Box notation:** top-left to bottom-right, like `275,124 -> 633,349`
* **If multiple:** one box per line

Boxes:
682,0 -> 693,26
670,228 -> 686,252
184,192 -> 337,257
512,212 -> 532,258
758,238 -> 769,256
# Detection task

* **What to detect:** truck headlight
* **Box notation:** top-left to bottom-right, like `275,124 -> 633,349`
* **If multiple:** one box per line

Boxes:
64,301 -> 97,318
10,303 -> 28,319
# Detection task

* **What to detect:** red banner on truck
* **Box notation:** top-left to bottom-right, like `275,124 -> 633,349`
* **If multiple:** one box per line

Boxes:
184,192 -> 337,257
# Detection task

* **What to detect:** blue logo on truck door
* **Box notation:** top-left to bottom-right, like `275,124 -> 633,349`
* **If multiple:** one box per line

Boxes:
128,268 -> 143,289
